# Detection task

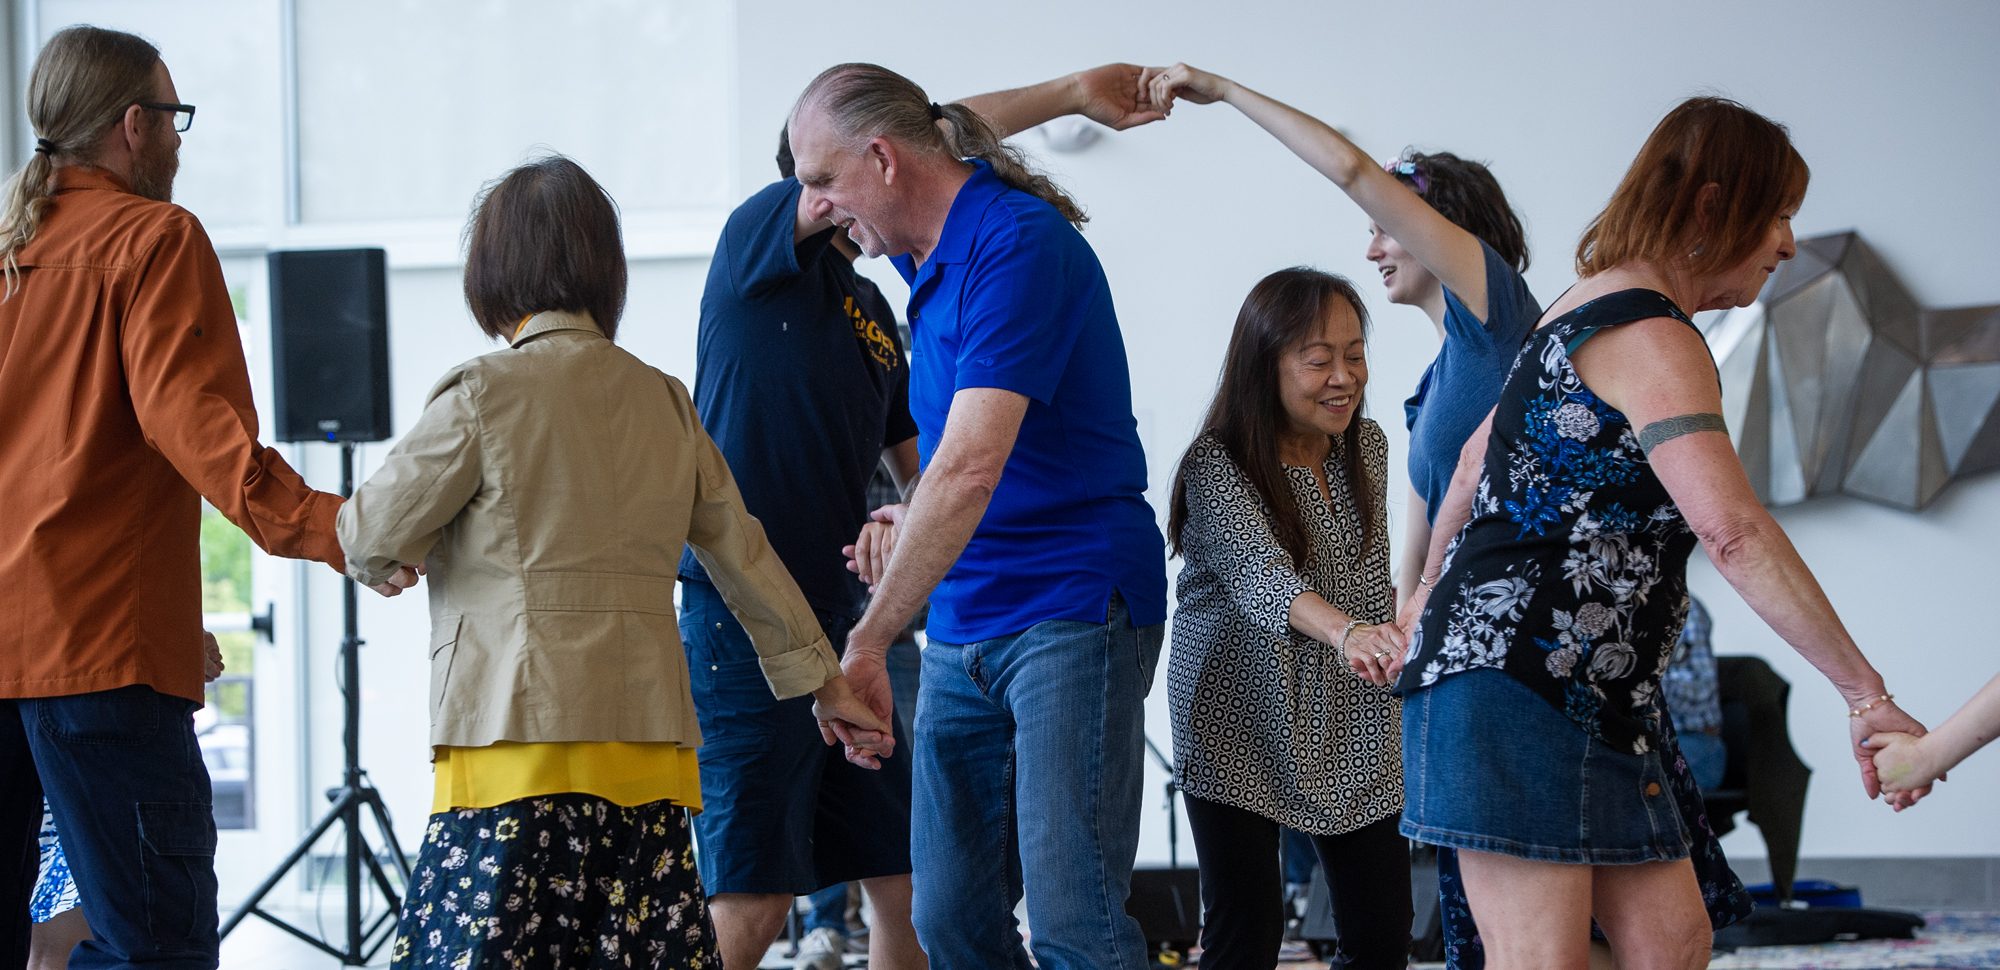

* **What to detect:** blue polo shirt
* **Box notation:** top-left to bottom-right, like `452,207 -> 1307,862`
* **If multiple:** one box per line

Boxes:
891,161 -> 1166,643
679,178 -> 916,618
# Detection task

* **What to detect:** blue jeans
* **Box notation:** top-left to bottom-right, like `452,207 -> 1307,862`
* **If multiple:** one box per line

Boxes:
2,685 -> 219,969
909,595 -> 1164,970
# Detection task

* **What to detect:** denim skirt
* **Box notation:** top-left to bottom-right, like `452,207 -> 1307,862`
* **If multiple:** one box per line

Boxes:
1399,669 -> 1691,865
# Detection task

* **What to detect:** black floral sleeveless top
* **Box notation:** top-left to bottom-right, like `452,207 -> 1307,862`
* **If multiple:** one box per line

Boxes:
1394,289 -> 1704,755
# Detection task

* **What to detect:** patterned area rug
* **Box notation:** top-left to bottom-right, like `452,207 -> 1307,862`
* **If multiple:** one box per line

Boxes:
1705,911 -> 2000,970
1266,912 -> 2000,969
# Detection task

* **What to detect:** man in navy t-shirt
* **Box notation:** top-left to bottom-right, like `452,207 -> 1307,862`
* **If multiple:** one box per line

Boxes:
676,130 -> 926,970
788,63 -> 1168,970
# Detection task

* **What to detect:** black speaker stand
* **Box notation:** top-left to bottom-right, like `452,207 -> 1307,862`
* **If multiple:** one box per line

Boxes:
220,442 -> 411,965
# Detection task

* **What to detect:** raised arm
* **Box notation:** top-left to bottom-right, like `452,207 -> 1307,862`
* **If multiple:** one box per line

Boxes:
1149,64 -> 1490,316
1573,317 -> 1929,806
958,63 -> 1167,140
790,64 -> 1165,244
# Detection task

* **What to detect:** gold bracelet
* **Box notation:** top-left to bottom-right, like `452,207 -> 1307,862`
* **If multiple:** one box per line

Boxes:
1848,694 -> 1895,718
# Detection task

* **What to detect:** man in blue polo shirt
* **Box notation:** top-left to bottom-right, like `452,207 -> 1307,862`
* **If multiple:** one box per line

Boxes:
788,63 -> 1168,970
685,66 -> 1166,970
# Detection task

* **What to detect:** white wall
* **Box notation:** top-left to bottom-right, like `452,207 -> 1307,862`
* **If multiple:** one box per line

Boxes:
326,0 -> 2000,883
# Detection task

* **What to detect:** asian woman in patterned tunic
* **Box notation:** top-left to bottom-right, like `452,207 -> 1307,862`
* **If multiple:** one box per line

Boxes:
1392,97 -> 1933,970
1166,268 -> 1410,970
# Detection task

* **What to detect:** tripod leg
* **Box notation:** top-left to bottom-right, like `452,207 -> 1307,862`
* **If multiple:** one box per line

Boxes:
220,792 -> 352,939
364,790 -> 414,880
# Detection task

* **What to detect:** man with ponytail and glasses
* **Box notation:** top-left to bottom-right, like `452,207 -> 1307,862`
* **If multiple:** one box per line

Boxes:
0,26 -> 410,968
790,64 -> 1168,969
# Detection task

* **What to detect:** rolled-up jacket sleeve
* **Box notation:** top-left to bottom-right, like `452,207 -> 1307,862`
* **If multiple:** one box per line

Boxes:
673,376 -> 841,699
337,371 -> 484,587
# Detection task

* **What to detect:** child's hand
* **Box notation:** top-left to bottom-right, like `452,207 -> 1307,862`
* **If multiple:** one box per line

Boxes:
1866,732 -> 1946,796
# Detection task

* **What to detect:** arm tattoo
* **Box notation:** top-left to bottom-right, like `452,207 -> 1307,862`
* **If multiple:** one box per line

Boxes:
1637,413 -> 1728,453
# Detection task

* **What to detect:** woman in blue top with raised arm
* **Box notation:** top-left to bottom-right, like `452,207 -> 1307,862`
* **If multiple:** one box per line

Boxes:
1148,64 -> 1540,608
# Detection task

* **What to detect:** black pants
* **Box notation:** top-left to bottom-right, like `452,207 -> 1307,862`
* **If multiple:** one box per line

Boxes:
1183,793 -> 1412,970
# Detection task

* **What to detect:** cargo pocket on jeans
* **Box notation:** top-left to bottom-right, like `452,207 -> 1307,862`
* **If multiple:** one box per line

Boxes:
139,800 -> 218,948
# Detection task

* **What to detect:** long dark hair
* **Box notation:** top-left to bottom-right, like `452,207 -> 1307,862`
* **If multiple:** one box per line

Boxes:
1169,268 -> 1378,568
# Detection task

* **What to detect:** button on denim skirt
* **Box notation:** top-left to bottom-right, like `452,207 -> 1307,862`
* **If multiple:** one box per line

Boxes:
1399,668 -> 1691,864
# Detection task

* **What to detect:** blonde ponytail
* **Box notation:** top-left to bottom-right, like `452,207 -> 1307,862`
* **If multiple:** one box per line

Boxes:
1,25 -> 163,299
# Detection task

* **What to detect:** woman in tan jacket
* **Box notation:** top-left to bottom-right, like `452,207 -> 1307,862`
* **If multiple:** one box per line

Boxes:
338,155 -> 885,970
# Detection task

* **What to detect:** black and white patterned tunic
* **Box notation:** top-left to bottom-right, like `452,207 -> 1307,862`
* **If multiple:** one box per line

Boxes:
1168,424 -> 1403,835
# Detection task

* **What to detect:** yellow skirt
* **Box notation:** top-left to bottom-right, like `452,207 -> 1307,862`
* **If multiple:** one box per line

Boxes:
430,741 -> 702,813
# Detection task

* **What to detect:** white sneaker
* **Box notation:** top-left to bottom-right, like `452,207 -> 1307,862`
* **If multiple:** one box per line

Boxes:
794,926 -> 846,970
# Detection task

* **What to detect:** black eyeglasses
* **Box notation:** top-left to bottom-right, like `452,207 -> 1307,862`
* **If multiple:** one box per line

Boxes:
134,101 -> 196,132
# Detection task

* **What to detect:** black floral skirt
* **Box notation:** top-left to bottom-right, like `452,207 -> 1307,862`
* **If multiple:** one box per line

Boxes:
391,794 -> 716,969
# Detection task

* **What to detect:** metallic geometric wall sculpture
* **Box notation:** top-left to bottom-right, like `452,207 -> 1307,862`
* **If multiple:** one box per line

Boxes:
1703,232 -> 2000,510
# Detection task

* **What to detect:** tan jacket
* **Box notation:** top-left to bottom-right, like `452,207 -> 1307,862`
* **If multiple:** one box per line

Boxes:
336,311 -> 840,748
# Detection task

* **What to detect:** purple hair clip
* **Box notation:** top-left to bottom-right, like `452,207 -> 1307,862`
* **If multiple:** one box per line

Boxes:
1385,159 -> 1429,194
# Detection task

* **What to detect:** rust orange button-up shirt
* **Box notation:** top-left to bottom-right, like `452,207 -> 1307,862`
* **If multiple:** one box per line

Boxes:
0,167 -> 343,704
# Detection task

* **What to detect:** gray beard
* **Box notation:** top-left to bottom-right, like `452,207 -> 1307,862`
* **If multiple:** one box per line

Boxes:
131,142 -> 178,203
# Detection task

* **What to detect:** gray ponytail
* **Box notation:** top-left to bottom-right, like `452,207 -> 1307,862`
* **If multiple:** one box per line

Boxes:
1,26 -> 162,297
795,63 -> 1088,228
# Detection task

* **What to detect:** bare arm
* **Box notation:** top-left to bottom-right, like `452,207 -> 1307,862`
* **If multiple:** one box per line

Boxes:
1180,440 -> 1402,685
881,436 -> 921,501
850,388 -> 1023,651
1149,64 -> 1490,318
958,63 -> 1167,140
1572,318 -> 1927,802
1394,409 -> 1492,648
1396,486 -> 1432,606
844,437 -> 924,587
793,64 -> 1165,244
1870,671 -> 2000,793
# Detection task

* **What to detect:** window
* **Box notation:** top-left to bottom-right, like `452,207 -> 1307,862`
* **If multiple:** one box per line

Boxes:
21,0 -> 734,264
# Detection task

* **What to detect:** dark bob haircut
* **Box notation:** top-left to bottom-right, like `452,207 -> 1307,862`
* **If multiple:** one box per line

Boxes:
462,155 -> 627,341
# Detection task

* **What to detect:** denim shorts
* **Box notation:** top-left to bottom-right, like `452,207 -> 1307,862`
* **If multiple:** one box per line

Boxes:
1399,669 -> 1690,865
678,580 -> 913,894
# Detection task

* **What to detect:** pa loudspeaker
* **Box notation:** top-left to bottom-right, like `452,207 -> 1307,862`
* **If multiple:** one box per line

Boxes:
268,247 -> 391,443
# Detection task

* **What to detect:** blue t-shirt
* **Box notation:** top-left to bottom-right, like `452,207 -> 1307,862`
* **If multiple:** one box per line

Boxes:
1402,240 -> 1541,522
890,161 -> 1167,643
678,178 -> 917,617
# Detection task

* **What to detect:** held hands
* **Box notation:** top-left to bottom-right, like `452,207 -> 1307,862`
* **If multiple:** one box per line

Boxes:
843,504 -> 906,591
1069,63 -> 1171,131
1850,700 -> 1934,811
1145,63 -> 1236,115
1341,621 -> 1407,687
368,562 -> 422,598
1864,732 -> 1947,796
816,640 -> 897,769
812,671 -> 894,770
